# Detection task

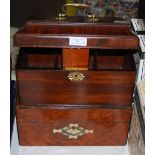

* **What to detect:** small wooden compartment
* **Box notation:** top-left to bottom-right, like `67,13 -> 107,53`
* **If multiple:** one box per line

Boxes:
17,48 -> 135,71
16,48 -> 136,106
89,49 -> 136,70
16,47 -> 62,69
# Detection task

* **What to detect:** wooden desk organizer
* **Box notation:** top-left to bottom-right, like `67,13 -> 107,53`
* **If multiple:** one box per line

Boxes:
14,17 -> 139,146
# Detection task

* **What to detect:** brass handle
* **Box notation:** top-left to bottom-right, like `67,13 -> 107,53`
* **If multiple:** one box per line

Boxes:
53,123 -> 94,139
62,3 -> 91,14
67,71 -> 85,82
57,3 -> 97,22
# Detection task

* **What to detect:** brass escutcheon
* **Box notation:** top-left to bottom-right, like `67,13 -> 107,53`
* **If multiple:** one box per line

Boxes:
67,71 -> 85,82
53,123 -> 94,139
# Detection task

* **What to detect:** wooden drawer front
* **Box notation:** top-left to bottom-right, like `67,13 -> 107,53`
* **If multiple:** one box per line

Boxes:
16,108 -> 132,146
16,70 -> 135,106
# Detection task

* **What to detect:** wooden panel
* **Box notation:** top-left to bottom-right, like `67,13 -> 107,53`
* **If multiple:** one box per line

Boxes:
63,48 -> 89,69
16,70 -> 135,106
14,34 -> 139,49
96,56 -> 124,70
16,108 -> 132,124
18,123 -> 129,146
16,22 -> 135,35
16,48 -> 62,69
27,54 -> 56,67
16,107 -> 132,146
14,21 -> 139,49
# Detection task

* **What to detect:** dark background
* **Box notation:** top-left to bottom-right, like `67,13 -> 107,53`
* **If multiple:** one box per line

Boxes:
138,0 -> 145,20
10,0 -> 65,27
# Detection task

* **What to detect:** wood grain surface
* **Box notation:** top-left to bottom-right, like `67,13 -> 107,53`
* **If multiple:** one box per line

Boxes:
14,21 -> 139,49
16,107 -> 132,146
16,70 -> 135,106
14,18 -> 137,146
63,48 -> 89,69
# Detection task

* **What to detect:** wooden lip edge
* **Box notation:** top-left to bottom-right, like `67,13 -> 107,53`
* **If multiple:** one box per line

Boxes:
16,68 -> 136,72
13,43 -> 139,50
14,33 -> 138,38
26,20 -> 129,26
13,44 -> 139,50
16,102 -> 132,110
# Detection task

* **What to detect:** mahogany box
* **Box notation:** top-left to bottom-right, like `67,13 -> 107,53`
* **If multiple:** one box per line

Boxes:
14,17 -> 139,146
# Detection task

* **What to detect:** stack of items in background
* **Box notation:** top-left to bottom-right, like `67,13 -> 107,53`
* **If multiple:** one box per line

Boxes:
67,0 -> 139,21
128,18 -> 145,155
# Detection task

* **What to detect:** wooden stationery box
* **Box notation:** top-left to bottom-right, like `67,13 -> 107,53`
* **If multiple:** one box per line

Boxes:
15,47 -> 136,146
14,19 -> 139,146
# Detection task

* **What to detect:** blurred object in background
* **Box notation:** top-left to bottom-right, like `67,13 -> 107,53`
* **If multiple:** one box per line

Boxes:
69,0 -> 139,22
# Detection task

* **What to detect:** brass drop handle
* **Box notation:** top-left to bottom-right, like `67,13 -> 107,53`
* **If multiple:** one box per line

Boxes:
62,3 -> 92,14
67,71 -> 85,82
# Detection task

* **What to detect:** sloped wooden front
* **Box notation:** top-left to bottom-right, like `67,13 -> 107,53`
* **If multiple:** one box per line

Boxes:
16,107 -> 132,146
16,70 -> 135,106
14,21 -> 139,49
